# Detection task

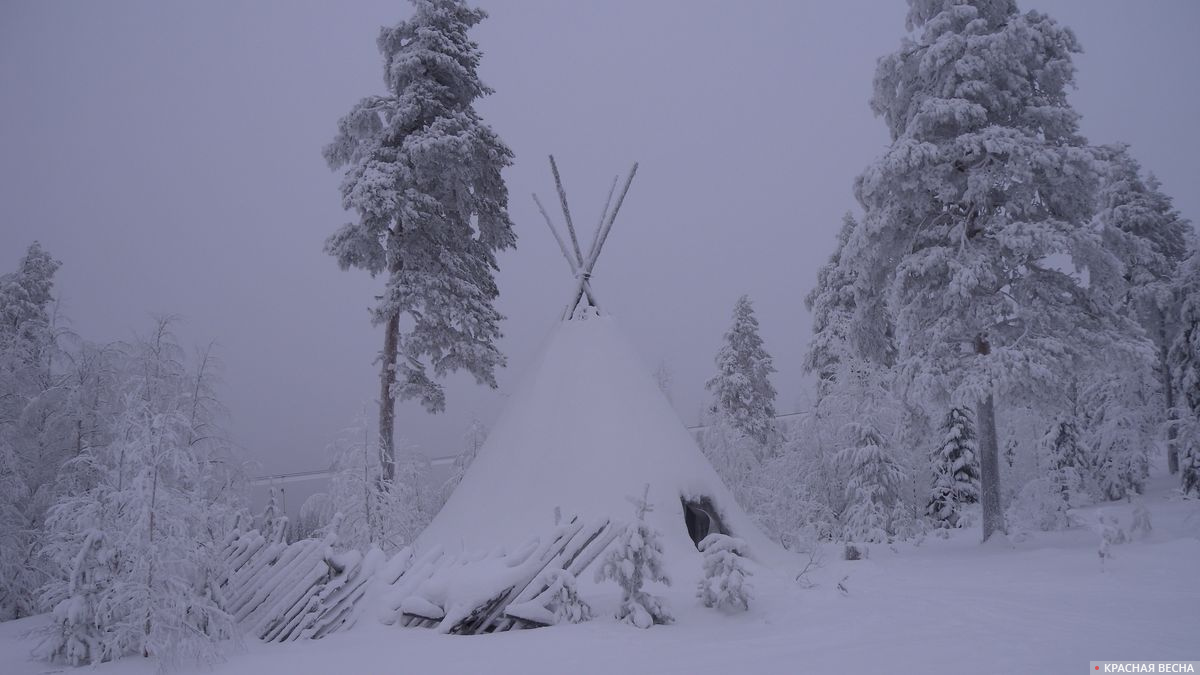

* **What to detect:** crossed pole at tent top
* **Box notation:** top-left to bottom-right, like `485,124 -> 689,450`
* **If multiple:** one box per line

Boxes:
532,155 -> 639,320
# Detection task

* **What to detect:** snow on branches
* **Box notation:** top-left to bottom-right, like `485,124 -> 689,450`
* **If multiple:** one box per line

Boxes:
696,533 -> 752,612
594,485 -> 673,629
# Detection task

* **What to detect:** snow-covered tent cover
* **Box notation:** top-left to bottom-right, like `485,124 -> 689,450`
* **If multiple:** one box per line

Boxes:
417,313 -> 782,581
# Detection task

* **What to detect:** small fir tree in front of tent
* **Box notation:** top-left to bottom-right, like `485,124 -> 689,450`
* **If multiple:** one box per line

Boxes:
706,295 -> 778,449
927,407 -> 980,528
696,533 -> 752,612
595,485 -> 673,629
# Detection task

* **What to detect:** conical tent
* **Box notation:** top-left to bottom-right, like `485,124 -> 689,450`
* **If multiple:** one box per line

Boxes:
416,157 -> 783,579
416,313 -> 781,579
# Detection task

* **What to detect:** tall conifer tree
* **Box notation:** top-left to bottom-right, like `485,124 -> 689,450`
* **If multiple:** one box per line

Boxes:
324,0 -> 515,482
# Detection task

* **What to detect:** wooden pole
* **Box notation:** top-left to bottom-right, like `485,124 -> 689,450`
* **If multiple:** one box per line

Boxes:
533,192 -> 600,311
587,175 -> 619,263
565,163 -> 638,314
549,156 -> 584,265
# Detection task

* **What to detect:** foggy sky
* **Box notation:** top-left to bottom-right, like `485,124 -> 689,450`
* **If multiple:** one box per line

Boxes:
2,0 -> 1198,475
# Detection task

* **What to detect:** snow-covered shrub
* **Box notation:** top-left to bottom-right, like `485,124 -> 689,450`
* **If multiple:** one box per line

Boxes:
1097,512 -> 1127,568
306,413 -> 433,552
843,543 -> 868,561
741,418 -> 842,547
35,530 -> 111,666
595,486 -> 672,628
35,318 -> 239,668
696,534 -> 752,612
1007,418 -> 1096,534
544,568 -> 592,625
1006,477 -> 1071,533
1130,501 -> 1152,539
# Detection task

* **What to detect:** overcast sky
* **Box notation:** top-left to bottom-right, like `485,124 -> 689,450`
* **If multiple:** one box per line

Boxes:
2,0 -> 1198,475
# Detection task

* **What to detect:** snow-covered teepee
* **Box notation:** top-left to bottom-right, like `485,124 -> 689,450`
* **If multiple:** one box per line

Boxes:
417,158 -> 781,581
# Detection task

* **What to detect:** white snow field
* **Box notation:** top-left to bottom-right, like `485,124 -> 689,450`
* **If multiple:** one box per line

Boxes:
2,476 -> 1196,675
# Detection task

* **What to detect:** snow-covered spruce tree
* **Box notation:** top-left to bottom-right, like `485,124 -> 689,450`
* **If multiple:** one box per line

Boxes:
696,533 -> 752,612
438,417 -> 486,511
259,488 -> 286,542
829,358 -> 907,543
37,318 -> 238,667
927,407 -> 980,527
0,434 -> 32,621
804,213 -> 864,396
857,0 -> 1136,541
1080,352 -> 1156,501
1095,145 -> 1191,474
595,486 -> 672,628
324,0 -> 515,484
1041,413 -> 1085,504
1169,247 -> 1200,497
707,295 -> 778,450
0,242 -> 64,620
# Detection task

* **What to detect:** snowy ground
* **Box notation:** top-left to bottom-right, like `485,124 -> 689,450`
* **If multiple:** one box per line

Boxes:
3,477 -> 1197,675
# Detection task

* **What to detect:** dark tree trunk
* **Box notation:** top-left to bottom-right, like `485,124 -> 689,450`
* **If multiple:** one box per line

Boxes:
1161,316 -> 1179,475
378,310 -> 399,484
976,391 -> 1005,542
974,332 -> 1005,542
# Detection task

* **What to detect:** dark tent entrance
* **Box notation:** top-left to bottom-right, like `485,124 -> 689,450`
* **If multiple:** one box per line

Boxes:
681,496 -> 727,548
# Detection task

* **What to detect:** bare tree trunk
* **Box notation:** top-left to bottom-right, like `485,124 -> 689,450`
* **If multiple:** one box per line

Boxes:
378,311 -> 399,484
976,391 -> 1005,542
1161,316 -> 1179,475
974,332 -> 1005,542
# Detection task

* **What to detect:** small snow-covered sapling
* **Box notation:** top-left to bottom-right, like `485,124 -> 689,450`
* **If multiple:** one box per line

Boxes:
1097,513 -> 1127,569
594,485 -> 673,628
696,533 -> 752,611
1130,502 -> 1152,539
